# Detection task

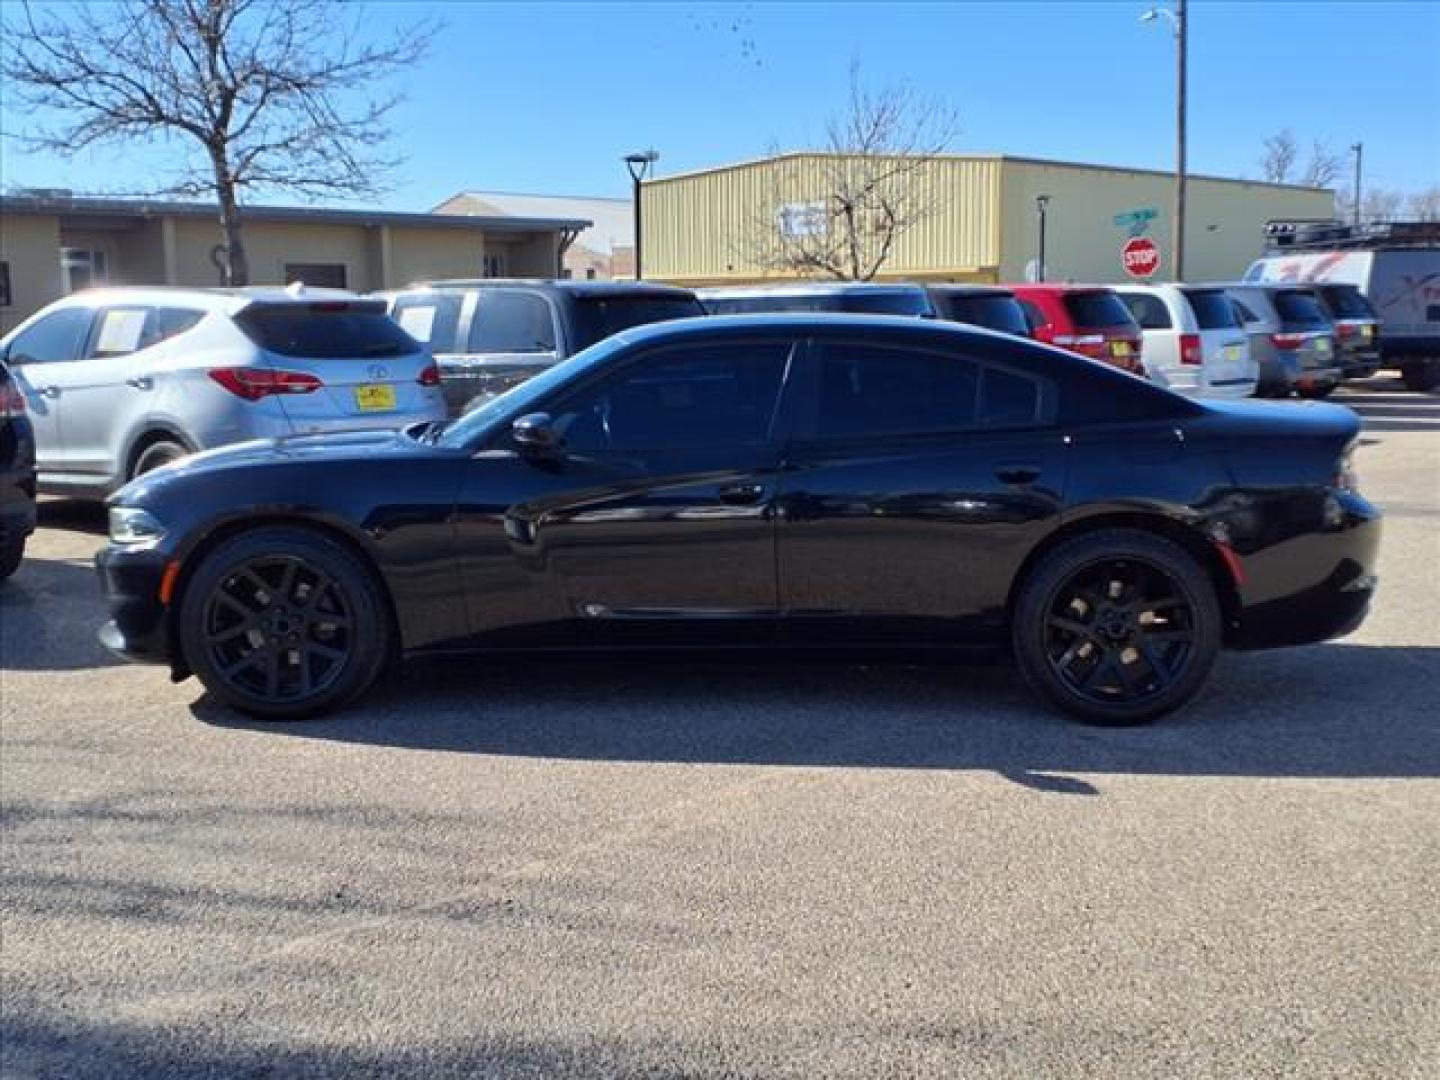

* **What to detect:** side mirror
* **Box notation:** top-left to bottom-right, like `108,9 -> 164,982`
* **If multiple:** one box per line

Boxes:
511,412 -> 561,456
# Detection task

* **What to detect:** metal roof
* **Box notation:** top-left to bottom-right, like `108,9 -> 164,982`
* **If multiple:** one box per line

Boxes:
435,192 -> 631,252
0,194 -> 590,234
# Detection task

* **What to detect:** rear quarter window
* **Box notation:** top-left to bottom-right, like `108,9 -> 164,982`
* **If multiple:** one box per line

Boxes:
236,304 -> 421,359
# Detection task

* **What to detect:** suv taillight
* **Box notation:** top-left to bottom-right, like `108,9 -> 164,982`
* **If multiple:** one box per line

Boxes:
1179,333 -> 1203,366
0,381 -> 26,418
1270,331 -> 1307,350
208,368 -> 324,400
417,364 -> 441,387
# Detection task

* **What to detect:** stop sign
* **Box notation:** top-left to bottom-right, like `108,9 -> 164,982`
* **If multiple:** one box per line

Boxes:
1122,236 -> 1162,278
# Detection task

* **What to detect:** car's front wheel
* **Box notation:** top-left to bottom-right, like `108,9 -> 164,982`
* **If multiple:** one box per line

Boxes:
1011,529 -> 1222,725
178,526 -> 390,720
0,533 -> 25,582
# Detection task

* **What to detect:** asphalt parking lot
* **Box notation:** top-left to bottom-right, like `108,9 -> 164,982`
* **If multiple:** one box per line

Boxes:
2,377 -> 1437,1079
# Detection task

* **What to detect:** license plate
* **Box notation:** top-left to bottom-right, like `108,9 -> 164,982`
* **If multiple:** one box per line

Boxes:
1111,341 -> 1132,358
354,384 -> 397,411
1224,345 -> 1244,362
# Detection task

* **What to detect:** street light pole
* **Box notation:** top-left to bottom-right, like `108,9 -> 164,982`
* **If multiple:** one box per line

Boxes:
1035,195 -> 1050,282
623,149 -> 659,280
1350,142 -> 1363,229
1142,2 -> 1186,281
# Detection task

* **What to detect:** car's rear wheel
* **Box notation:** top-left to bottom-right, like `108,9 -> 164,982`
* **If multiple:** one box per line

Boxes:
1296,382 -> 1336,399
132,439 -> 189,478
178,526 -> 390,720
1400,360 -> 1440,393
1011,529 -> 1222,725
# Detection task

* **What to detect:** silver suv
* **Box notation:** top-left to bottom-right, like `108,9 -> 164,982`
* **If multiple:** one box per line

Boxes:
0,287 -> 445,498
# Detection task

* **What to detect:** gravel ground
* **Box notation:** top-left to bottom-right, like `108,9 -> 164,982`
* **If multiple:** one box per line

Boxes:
2,376 -> 1437,1079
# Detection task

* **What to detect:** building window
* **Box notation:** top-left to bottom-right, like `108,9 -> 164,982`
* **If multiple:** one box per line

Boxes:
586,267 -> 597,280
283,263 -> 347,289
483,252 -> 507,278
61,248 -> 107,293
0,262 -> 10,307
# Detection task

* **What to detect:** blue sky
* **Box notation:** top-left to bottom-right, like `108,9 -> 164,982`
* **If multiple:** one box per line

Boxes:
3,1 -> 1437,209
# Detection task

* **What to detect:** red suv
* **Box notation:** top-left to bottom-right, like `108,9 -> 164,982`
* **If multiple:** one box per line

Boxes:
1008,284 -> 1144,374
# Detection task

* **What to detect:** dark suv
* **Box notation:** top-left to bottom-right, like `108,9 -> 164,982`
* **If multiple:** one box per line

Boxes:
927,285 -> 1032,338
384,280 -> 705,415
1,361 -> 37,581
1313,284 -> 1382,380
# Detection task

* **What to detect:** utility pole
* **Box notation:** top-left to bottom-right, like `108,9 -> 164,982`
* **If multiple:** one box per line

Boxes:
1035,195 -> 1050,282
1350,142 -> 1363,228
1175,0 -> 1187,281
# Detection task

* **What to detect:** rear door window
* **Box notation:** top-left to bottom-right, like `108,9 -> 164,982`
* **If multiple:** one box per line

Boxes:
1118,293 -> 1172,330
236,303 -> 421,359
1063,291 -> 1136,329
468,292 -> 557,354
392,293 -> 465,352
1272,290 -> 1330,330
809,342 -> 980,439
570,295 -> 706,349
1182,290 -> 1241,330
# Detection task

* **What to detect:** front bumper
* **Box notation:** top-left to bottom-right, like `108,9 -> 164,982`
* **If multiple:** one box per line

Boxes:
94,545 -> 173,665
1229,490 -> 1381,649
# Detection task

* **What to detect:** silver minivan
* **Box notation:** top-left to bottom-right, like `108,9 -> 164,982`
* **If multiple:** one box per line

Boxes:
1114,284 -> 1256,398
1223,284 -> 1342,398
0,287 -> 445,498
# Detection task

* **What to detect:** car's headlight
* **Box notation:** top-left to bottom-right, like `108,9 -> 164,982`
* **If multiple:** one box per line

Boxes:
109,507 -> 167,546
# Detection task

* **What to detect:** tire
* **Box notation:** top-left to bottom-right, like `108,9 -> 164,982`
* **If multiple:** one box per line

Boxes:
1011,528 -> 1223,726
178,526 -> 391,720
1295,382 -> 1336,399
132,439 -> 189,478
1400,360 -> 1440,393
0,534 -> 24,582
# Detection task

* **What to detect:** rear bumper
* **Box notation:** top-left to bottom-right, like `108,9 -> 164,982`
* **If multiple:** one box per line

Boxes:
1229,491 -> 1381,650
94,546 -> 173,665
1339,346 -> 1382,379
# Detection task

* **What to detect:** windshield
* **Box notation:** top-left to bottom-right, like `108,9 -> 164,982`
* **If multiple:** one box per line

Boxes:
1182,289 -> 1241,330
435,333 -> 631,448
1062,291 -> 1137,330
1318,285 -> 1376,318
236,303 -> 421,359
934,294 -> 1030,336
570,296 -> 704,350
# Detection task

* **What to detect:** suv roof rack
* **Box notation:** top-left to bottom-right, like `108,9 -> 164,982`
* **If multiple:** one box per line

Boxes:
1263,219 -> 1440,252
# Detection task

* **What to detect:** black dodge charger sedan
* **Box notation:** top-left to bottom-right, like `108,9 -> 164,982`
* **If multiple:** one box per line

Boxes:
96,314 -> 1380,724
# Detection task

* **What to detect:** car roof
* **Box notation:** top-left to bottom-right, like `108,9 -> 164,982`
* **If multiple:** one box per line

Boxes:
697,282 -> 929,298
397,279 -> 697,299
927,284 -> 1017,298
36,285 -> 372,316
599,311 -> 1019,352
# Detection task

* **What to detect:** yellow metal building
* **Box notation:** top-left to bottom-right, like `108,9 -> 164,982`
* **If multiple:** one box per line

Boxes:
641,153 -> 1334,286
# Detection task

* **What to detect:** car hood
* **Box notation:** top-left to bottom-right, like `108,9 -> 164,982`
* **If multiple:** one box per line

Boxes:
112,426 -> 444,505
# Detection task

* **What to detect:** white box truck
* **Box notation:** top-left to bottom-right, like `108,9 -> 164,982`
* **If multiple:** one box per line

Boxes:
1245,221 -> 1440,392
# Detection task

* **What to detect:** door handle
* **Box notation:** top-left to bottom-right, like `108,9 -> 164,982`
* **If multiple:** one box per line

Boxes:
994,463 -> 1041,485
717,482 -> 766,506
126,376 -> 154,390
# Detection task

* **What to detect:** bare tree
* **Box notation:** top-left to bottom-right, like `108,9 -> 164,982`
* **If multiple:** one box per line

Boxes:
1259,130 -> 1298,183
745,63 -> 959,281
1407,186 -> 1440,222
3,0 -> 433,285
1361,188 -> 1406,223
1300,140 -> 1343,188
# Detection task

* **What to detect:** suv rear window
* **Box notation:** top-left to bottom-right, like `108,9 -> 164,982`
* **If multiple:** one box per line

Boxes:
1317,285 -> 1376,319
1062,291 -> 1135,329
392,293 -> 464,353
571,296 -> 704,350
705,292 -> 931,317
1272,290 -> 1330,330
934,294 -> 1030,336
1182,289 -> 1241,330
237,303 -> 421,359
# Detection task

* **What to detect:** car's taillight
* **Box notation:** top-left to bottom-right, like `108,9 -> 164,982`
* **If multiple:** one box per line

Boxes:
417,364 -> 441,387
1270,331 -> 1307,350
0,381 -> 26,418
1335,322 -> 1356,340
1179,333 -> 1203,366
208,368 -> 324,401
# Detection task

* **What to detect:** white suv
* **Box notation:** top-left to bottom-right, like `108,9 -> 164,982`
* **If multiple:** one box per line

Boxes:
0,287 -> 445,498
1114,284 -> 1257,398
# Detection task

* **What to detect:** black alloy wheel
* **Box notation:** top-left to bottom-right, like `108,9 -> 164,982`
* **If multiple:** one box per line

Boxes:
1012,529 -> 1222,725
179,527 -> 389,719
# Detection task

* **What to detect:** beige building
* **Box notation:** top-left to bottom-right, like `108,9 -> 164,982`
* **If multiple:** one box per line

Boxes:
640,153 -> 1335,286
0,193 -> 590,334
434,191 -> 635,280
